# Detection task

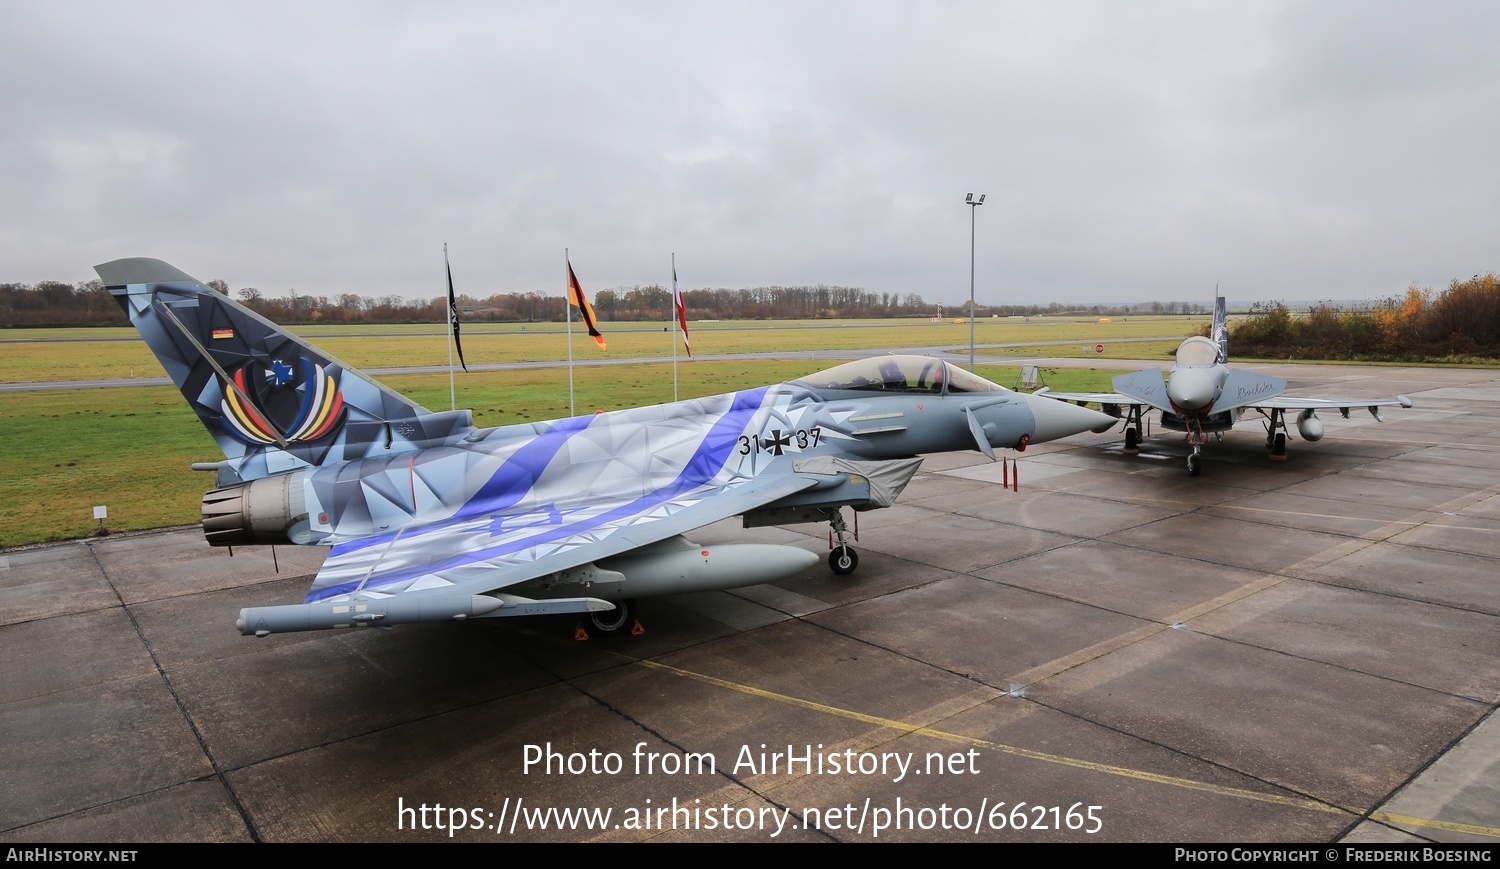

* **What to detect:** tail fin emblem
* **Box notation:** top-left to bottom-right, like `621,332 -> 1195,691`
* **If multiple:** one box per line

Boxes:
220,358 -> 347,445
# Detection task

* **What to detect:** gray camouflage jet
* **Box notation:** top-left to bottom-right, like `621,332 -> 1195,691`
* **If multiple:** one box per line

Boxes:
98,257 -> 1114,637
1038,296 -> 1412,476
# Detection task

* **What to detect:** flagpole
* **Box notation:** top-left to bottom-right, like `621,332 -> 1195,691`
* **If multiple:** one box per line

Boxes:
563,254 -> 605,417
672,254 -> 691,388
445,243 -> 456,412
671,252 -> 678,403
566,248 -> 575,417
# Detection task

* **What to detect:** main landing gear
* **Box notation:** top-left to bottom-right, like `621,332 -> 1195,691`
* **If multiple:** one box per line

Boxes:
1264,409 -> 1289,461
827,509 -> 859,576
1122,405 -> 1144,455
581,599 -> 639,638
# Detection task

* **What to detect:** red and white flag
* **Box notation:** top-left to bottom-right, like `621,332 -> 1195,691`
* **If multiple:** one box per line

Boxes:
673,262 -> 691,357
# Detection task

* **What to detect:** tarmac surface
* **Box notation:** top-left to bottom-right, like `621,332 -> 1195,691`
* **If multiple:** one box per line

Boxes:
2,360 -> 1497,842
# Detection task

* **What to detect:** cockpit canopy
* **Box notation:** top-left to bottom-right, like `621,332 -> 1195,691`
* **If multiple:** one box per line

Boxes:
1175,336 -> 1223,367
791,355 -> 1008,396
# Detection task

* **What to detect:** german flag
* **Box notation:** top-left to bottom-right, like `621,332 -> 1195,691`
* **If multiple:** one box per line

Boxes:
566,259 -> 606,350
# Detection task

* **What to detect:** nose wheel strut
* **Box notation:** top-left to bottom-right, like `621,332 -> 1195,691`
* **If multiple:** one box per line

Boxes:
1186,414 -> 1205,476
827,509 -> 859,576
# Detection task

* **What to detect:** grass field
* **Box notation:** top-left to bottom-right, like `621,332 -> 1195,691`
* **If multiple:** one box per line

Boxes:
0,310 -> 1238,548
0,316 -> 1202,383
0,360 -> 1121,548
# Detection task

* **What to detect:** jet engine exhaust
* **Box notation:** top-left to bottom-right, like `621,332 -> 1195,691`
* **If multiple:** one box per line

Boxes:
201,471 -> 310,546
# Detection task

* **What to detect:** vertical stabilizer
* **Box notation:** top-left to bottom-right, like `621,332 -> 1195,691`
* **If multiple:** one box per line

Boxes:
96,257 -> 473,482
1211,293 -> 1228,362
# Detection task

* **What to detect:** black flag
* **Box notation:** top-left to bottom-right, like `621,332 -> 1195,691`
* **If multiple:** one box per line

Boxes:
446,255 -> 467,372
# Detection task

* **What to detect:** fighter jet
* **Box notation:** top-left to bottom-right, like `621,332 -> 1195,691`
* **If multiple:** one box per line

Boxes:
97,258 -> 1114,637
1038,296 -> 1412,476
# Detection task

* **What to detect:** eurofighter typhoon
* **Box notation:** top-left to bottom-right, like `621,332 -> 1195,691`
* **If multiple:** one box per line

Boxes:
97,258 -> 1114,638
1039,296 -> 1411,476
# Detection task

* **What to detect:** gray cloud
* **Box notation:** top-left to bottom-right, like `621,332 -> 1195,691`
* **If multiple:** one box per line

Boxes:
4,0 -> 1496,305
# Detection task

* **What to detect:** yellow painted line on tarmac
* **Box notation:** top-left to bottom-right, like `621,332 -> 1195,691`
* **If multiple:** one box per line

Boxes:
1213,504 -> 1424,527
637,659 -> 1500,839
1370,811 -> 1500,838
1216,502 -> 1498,533
637,659 -> 1331,813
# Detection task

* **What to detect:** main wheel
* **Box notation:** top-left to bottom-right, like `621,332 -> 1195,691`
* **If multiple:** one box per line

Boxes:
1188,453 -> 1201,477
588,599 -> 635,636
1124,426 -> 1140,453
1270,432 -> 1288,460
829,546 -> 859,575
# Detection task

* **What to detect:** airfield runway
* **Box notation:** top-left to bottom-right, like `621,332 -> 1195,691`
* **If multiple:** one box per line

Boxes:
2,360 -> 1497,842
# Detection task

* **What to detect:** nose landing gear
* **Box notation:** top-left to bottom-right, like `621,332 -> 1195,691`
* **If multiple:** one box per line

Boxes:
827,509 -> 859,576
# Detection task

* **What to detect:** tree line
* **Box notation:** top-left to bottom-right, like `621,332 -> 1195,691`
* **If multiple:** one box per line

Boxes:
1230,274 -> 1500,361
2,277 -> 1210,328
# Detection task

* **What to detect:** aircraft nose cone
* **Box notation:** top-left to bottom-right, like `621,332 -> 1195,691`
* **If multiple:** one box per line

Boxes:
1023,394 -> 1118,443
1168,368 -> 1215,411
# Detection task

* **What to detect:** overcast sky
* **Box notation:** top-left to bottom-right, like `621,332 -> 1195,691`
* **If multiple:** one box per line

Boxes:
4,1 -> 1497,305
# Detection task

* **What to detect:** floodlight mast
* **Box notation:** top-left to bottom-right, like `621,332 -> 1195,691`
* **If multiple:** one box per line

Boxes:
966,193 -> 985,371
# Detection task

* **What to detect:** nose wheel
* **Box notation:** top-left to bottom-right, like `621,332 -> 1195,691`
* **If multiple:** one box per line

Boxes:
1187,451 -> 1202,477
826,509 -> 860,576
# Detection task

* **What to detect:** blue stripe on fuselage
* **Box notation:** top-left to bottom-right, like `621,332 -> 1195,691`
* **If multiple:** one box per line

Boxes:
317,414 -> 596,559
450,415 -> 598,523
307,387 -> 771,601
